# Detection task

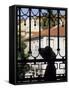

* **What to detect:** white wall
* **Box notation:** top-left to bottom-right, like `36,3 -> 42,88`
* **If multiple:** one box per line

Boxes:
0,0 -> 69,90
41,37 -> 65,57
20,18 -> 39,32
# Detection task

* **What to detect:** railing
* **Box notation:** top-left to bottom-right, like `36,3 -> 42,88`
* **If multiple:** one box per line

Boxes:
16,7 -> 67,83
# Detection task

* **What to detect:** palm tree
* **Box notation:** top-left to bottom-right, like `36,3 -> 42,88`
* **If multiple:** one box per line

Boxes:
41,10 -> 57,30
41,13 -> 49,29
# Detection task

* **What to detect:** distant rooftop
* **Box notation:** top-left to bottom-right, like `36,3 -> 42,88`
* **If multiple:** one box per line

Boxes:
23,26 -> 65,41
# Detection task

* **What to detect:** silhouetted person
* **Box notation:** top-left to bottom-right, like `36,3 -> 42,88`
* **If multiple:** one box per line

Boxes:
39,46 -> 56,81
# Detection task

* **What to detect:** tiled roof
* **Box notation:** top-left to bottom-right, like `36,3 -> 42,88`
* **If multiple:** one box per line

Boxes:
32,26 -> 65,37
23,25 -> 65,40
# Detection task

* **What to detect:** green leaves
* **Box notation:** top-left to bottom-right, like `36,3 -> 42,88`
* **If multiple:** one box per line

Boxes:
21,40 -> 29,59
41,11 -> 57,30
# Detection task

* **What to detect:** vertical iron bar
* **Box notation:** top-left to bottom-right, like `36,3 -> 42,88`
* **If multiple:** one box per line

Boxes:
16,7 -> 18,81
39,9 -> 41,49
48,9 -> 50,47
57,10 -> 60,51
65,9 -> 67,59
19,8 -> 21,52
29,8 -> 31,53
16,8 -> 18,53
65,9 -> 67,80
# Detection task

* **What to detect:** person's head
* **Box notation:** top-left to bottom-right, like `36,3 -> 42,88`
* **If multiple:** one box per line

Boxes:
39,46 -> 56,61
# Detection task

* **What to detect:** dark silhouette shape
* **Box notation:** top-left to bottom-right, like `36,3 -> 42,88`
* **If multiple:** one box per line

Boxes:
39,46 -> 56,81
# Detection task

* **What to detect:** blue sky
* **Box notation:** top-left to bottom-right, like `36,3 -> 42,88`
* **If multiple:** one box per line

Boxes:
20,8 -> 65,15
17,8 -> 65,20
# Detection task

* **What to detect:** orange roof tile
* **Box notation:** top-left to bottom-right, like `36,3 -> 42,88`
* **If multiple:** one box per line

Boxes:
23,26 -> 65,40
32,26 -> 65,37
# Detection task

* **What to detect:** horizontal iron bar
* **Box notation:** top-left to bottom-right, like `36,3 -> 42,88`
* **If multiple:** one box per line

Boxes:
17,59 -> 66,63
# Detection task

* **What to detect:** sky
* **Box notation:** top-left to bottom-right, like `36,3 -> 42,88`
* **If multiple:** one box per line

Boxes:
17,8 -> 65,20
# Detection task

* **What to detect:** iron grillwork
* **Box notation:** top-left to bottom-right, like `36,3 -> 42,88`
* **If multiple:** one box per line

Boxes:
16,6 -> 67,84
